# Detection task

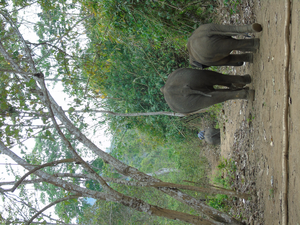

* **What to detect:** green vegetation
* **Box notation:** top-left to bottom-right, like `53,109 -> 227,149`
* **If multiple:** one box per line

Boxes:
206,158 -> 237,213
0,0 -> 243,224
213,157 -> 237,188
224,0 -> 241,15
247,113 -> 255,124
80,0 -> 219,142
269,188 -> 274,199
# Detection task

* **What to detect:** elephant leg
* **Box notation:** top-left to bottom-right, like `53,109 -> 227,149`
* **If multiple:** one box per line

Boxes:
201,73 -> 252,87
212,54 -> 252,66
225,54 -> 254,65
233,38 -> 260,52
206,38 -> 258,66
207,23 -> 262,35
209,89 -> 253,101
190,89 -> 254,111
217,38 -> 259,53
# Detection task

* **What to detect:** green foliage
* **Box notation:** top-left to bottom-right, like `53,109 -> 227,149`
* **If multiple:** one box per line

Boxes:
269,188 -> 274,199
164,139 -> 208,185
213,157 -> 236,188
84,158 -> 104,191
0,0 -> 226,223
83,0 -> 217,49
223,0 -> 240,15
28,129 -> 90,222
80,200 -> 188,225
207,194 -> 229,211
79,0 -> 219,142
206,158 -> 237,212
247,113 -> 255,123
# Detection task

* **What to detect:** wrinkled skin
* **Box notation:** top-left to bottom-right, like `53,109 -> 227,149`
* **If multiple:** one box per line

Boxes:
160,68 -> 254,115
199,128 -> 221,145
187,23 -> 262,69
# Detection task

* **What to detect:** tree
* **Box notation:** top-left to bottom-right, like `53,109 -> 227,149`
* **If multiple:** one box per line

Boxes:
0,2 -> 246,225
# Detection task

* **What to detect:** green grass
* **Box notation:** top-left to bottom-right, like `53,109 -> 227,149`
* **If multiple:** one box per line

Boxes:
207,158 -> 237,211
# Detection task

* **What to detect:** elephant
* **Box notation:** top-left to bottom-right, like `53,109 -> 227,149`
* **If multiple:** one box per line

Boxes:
198,128 -> 220,145
187,23 -> 262,69
160,68 -> 254,115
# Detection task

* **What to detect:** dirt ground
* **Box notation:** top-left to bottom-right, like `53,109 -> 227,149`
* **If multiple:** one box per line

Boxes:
203,0 -> 300,224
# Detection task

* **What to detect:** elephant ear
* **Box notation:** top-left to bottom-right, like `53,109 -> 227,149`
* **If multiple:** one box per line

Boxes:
192,61 -> 210,69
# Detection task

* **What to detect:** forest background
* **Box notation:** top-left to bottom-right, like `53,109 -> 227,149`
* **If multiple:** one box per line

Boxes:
0,0 -> 243,224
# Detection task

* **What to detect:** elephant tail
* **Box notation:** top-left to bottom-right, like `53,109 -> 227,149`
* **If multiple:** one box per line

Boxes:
208,31 -> 248,37
189,89 -> 212,97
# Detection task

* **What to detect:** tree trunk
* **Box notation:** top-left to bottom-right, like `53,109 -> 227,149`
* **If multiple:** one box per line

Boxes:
150,206 -> 212,225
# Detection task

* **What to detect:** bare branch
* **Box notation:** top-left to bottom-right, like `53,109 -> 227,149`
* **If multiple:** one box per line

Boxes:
1,159 -> 76,192
56,173 -> 251,199
0,68 -> 33,75
34,73 -> 118,194
3,191 -> 70,224
1,172 -> 250,199
26,195 -> 81,225
0,142 -> 210,225
77,110 -> 188,117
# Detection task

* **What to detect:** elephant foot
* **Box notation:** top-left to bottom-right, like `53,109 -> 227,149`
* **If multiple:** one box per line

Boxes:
230,83 -> 246,90
241,74 -> 252,85
252,23 -> 262,32
248,53 -> 254,63
243,74 -> 252,84
253,38 -> 260,51
247,89 -> 255,101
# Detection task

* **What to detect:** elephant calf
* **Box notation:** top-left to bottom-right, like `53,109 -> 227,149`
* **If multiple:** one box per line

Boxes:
198,128 -> 220,145
188,23 -> 262,69
160,68 -> 254,115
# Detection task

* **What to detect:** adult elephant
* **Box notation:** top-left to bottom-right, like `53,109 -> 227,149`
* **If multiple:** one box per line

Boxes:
187,23 -> 263,69
160,68 -> 254,115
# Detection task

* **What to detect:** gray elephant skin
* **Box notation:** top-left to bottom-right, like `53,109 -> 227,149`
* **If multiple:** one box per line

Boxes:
188,23 -> 262,69
160,68 -> 254,115
198,128 -> 221,145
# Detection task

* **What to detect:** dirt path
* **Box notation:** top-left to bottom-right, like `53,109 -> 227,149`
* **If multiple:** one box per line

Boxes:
214,0 -> 299,224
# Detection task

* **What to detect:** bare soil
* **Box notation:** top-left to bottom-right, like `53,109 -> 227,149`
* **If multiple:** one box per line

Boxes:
202,1 -> 300,224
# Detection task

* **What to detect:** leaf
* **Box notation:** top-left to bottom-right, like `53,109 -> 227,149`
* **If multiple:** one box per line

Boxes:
45,130 -> 51,136
68,107 -> 75,113
25,78 -> 36,88
5,125 -> 10,134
